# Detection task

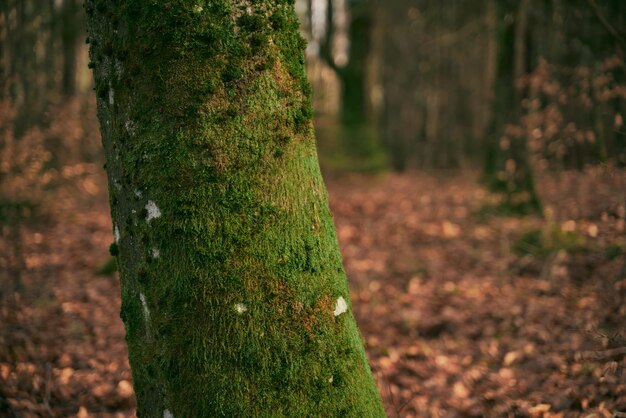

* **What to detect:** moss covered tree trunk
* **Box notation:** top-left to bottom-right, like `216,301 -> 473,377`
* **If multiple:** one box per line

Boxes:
85,1 -> 385,416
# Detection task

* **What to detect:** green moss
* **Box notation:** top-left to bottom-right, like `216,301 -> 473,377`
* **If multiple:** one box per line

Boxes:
103,41 -> 113,56
95,256 -> 118,276
95,80 -> 107,100
221,64 -> 243,83
237,13 -> 265,32
269,10 -> 288,30
605,243 -> 625,260
95,0 -> 106,13
512,226 -> 588,259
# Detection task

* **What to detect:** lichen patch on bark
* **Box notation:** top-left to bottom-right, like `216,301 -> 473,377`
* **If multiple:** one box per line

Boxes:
139,292 -> 150,324
145,201 -> 161,222
333,296 -> 348,317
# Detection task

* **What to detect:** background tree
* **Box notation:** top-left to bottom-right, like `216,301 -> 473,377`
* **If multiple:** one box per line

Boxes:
300,0 -> 386,171
85,0 -> 385,416
299,0 -> 625,177
375,0 -> 497,171
324,0 -> 382,169
482,0 -> 542,214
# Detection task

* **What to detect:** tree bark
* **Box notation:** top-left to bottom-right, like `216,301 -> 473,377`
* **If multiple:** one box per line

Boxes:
86,1 -> 384,416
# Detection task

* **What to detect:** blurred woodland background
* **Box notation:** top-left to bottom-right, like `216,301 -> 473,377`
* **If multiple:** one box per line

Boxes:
1,0 -> 625,416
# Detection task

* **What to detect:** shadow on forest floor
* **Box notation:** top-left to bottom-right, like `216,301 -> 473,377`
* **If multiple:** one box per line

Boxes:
1,168 -> 625,417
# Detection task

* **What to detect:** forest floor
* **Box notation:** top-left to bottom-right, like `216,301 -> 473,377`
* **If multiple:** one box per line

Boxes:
1,168 -> 625,417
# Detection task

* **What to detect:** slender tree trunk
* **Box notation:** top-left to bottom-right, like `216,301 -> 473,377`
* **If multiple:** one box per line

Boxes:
0,2 -> 8,99
476,0 -> 498,158
341,0 -> 370,126
86,1 -> 385,416
60,0 -> 79,97
483,0 -> 541,214
513,0 -> 530,100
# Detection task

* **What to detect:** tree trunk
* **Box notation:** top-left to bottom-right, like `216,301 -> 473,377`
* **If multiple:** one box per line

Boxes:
85,1 -> 384,416
483,0 -> 541,214
319,0 -> 385,171
341,0 -> 370,126
60,0 -> 80,97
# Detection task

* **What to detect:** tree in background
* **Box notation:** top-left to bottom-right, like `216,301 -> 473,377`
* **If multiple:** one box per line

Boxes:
59,0 -> 83,97
377,0 -> 497,171
483,0 -> 542,214
326,0 -> 383,169
301,0 -> 386,171
85,0 -> 384,416
372,0 -> 624,210
320,0 -> 625,179
526,0 -> 626,169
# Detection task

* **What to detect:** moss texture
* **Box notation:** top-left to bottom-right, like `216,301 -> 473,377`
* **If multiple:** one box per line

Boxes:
86,0 -> 385,416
